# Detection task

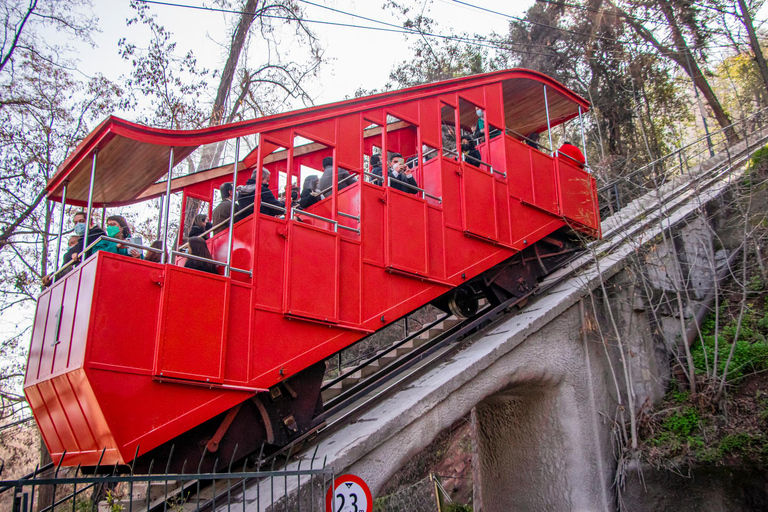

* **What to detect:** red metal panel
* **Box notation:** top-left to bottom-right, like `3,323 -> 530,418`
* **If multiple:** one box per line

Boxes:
557,158 -> 599,230
389,100 -> 420,125
51,274 -> 81,375
427,206 -> 446,280
494,178 -> 512,245
295,118 -> 336,147
154,266 -> 230,383
337,114 -> 362,171
39,283 -> 65,378
26,288 -> 52,383
70,260 -> 97,375
37,378 -> 80,454
363,108 -> 385,126
338,239 -> 362,325
254,217 -> 286,311
530,150 -> 559,215
51,372 -> 99,453
361,183 -> 385,266
386,189 -> 428,276
25,384 -> 64,456
459,86 -> 485,109
264,128 -> 292,148
419,98 -> 440,148
209,215 -> 253,284
89,256 -> 162,372
462,165 -> 497,241
285,221 -> 339,322
441,158 -> 463,229
223,282 -> 251,384
484,83 -> 504,130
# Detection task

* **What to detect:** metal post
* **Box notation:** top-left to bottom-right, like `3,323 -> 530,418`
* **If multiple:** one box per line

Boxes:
53,184 -> 68,272
161,147 -> 175,264
83,152 -> 97,252
157,195 -> 164,240
543,85 -> 553,154
225,138 -> 240,278
578,106 -> 589,167
101,206 -> 106,226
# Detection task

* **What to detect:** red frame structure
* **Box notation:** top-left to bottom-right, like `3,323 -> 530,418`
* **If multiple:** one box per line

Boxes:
25,69 -> 600,467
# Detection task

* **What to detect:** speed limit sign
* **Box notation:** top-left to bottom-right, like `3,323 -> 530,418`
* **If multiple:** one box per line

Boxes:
325,474 -> 373,512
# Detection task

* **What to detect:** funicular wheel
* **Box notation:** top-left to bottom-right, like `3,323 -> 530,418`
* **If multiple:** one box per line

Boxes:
447,286 -> 480,319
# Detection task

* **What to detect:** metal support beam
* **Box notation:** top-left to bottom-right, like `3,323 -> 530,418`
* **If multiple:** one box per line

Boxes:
543,85 -> 553,154
54,184 -> 68,272
83,152 -> 97,251
161,147 -> 175,264
225,138 -> 240,278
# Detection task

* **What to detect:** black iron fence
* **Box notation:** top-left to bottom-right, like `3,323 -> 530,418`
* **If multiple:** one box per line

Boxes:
0,451 -> 334,512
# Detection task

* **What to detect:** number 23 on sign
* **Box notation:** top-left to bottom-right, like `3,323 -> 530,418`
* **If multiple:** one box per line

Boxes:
325,474 -> 373,512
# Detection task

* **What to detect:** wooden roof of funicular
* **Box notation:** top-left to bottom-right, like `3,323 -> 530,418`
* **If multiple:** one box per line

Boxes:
47,69 -> 588,207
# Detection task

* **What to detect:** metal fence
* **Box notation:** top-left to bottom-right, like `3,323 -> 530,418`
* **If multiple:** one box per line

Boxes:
0,451 -> 334,512
595,108 -> 768,220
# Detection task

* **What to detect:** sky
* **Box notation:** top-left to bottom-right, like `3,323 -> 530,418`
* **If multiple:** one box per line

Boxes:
78,0 -> 531,111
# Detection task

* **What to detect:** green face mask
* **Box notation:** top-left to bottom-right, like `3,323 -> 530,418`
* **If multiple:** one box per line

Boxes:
106,225 -> 121,237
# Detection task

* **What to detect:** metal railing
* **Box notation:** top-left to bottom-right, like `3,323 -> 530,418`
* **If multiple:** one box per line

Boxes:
1,448 -> 333,512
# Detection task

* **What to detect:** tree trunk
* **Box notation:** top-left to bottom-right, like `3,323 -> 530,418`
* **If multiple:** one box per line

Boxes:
737,0 -> 768,97
618,0 -> 738,142
183,0 -> 260,236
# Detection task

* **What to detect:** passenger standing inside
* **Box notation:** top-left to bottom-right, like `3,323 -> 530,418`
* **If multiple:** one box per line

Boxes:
525,132 -> 541,150
184,236 -> 219,274
237,169 -> 285,216
211,182 -> 240,234
71,210 -> 118,261
461,136 -> 483,167
387,153 -> 419,194
106,215 -> 142,257
188,213 -> 212,239
299,175 -> 323,209
145,240 -> 164,263
558,141 -> 586,168
369,154 -> 384,185
318,156 -> 355,195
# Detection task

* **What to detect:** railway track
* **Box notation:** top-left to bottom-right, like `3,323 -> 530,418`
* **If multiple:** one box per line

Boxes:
179,126 -> 768,511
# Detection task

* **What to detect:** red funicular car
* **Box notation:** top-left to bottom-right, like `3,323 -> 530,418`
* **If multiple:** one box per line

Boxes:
25,69 -> 599,471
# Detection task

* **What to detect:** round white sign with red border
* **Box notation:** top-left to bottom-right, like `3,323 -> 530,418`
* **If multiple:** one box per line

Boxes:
326,474 -> 373,512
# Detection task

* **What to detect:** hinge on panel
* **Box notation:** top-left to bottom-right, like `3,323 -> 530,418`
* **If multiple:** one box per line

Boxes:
277,227 -> 288,239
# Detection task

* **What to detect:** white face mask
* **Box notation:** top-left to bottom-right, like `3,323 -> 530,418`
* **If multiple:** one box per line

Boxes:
476,108 -> 483,118
74,223 -> 86,236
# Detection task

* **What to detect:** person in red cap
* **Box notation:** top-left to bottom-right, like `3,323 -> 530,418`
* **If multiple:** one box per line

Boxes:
558,141 -> 586,168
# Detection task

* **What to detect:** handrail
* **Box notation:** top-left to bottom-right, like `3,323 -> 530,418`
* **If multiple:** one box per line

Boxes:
505,127 -> 552,153
171,249 -> 252,276
597,107 -> 768,193
554,149 -> 590,172
337,211 -> 360,221
442,148 -> 506,179
317,171 -> 358,197
291,207 -> 337,226
386,175 -> 442,202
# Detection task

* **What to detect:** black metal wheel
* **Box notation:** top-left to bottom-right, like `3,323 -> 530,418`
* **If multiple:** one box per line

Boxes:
447,286 -> 479,319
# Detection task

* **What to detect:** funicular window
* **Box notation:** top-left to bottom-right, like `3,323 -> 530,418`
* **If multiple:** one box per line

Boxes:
440,103 -> 459,161
363,120 -> 384,186
382,114 -> 422,196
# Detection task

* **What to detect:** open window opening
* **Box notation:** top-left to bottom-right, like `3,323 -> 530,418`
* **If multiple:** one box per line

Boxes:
383,114 -> 422,196
363,120 -> 384,186
440,103 -> 458,161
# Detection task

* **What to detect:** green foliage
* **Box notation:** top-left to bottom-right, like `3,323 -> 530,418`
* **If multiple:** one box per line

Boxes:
662,406 -> 700,437
692,306 -> 768,382
445,504 -> 473,512
749,144 -> 768,175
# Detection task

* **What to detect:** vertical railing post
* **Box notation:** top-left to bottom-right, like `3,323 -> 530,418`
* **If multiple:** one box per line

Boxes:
225,138 -> 240,277
578,106 -> 589,168
543,85 -> 553,154
161,147 -> 175,264
53,183 -> 68,272
83,151 -> 97,253
156,195 -> 164,240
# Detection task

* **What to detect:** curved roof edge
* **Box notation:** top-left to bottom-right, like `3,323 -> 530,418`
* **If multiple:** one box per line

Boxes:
48,68 -> 589,203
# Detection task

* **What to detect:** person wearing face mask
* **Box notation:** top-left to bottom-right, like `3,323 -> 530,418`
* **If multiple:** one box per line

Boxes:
472,108 -> 485,141
106,215 -> 142,258
461,136 -> 482,167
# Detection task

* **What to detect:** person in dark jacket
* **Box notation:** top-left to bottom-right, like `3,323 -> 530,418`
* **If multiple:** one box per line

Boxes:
188,213 -> 212,239
318,156 -> 355,195
387,153 -> 419,194
184,236 -> 219,274
461,136 -> 482,167
299,175 -> 323,209
369,154 -> 384,185
237,168 -> 285,216
211,182 -> 240,234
